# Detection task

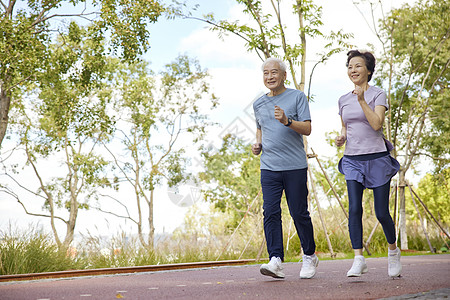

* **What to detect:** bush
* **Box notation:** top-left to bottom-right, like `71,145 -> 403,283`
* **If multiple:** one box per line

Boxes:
0,224 -> 79,275
406,225 -> 447,252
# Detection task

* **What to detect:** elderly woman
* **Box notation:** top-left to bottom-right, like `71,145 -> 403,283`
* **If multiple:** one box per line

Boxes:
335,50 -> 401,278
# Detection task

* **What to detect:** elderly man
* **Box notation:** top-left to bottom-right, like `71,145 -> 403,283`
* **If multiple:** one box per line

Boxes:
252,57 -> 318,279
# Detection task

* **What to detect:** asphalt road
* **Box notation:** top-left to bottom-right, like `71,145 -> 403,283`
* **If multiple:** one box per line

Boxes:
1,254 -> 449,299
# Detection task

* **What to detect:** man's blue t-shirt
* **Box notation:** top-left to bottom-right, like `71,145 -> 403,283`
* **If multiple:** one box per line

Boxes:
253,88 -> 311,171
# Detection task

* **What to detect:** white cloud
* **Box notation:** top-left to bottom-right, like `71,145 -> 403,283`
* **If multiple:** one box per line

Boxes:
178,24 -> 262,70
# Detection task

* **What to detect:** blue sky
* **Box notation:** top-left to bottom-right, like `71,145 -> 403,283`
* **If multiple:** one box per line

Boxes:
144,0 -> 235,72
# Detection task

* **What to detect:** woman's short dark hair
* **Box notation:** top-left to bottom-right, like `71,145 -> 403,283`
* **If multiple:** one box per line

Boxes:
346,50 -> 376,82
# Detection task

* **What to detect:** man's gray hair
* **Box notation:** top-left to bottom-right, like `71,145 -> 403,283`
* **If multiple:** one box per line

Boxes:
261,57 -> 287,72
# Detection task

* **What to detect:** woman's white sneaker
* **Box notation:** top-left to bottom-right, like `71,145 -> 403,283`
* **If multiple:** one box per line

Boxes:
347,255 -> 368,277
388,247 -> 402,277
260,256 -> 285,278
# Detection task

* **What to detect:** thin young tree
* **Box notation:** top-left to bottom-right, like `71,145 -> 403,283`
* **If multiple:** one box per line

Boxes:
100,56 -> 218,249
1,24 -> 116,249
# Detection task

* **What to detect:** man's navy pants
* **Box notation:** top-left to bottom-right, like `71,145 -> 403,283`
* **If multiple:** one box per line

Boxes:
261,168 -> 316,260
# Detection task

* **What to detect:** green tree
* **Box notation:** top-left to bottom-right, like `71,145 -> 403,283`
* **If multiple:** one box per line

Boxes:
100,55 -> 218,248
199,134 -> 262,227
0,25 -> 115,249
0,0 -> 164,147
372,0 -> 450,248
415,169 -> 450,227
198,134 -> 266,259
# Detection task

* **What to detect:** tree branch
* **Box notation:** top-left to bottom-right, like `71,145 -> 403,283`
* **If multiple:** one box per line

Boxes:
0,185 -> 66,223
244,1 -> 271,59
24,126 -> 63,246
95,194 -> 139,225
404,37 -> 449,172
5,0 -> 15,17
272,0 -> 300,90
393,24 -> 450,150
1,172 -> 46,200
1,0 -> 7,12
31,12 -> 98,28
415,152 -> 448,161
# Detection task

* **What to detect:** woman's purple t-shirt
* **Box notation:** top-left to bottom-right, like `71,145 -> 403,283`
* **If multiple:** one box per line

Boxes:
338,85 -> 388,155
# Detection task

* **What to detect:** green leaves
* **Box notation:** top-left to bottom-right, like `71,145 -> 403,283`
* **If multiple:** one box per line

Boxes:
0,11 -> 49,91
416,169 -> 450,226
1,0 -> 165,147
378,0 -> 450,171
95,0 -> 164,61
199,134 -> 261,222
37,23 -> 115,142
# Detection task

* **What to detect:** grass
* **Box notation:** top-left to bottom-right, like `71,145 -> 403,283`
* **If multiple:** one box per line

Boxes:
0,224 -> 81,275
0,222 -> 447,275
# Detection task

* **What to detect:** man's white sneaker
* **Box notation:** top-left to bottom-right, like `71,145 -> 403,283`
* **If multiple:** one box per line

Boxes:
300,254 -> 319,279
388,247 -> 402,277
347,255 -> 368,277
260,256 -> 285,278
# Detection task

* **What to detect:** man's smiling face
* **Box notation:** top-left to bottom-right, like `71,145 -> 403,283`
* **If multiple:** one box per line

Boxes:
263,61 -> 287,92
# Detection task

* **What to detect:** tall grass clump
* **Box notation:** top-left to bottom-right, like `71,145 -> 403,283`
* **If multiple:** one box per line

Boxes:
75,231 -> 159,269
156,234 -> 220,263
406,225 -> 449,252
0,224 -> 79,275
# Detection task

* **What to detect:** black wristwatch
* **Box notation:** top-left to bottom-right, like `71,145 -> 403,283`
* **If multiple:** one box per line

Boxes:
284,118 -> 293,127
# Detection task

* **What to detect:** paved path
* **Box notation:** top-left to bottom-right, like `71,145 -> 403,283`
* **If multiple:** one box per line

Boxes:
1,254 -> 449,299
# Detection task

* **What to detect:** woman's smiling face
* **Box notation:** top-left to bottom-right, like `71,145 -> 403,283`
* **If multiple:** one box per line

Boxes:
347,56 -> 371,86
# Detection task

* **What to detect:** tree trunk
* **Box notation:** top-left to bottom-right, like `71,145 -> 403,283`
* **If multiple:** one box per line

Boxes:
308,168 -> 335,257
296,0 -> 306,92
134,151 -> 148,248
0,86 -> 11,147
398,169 -> 408,249
63,192 -> 78,249
64,208 -> 77,249
148,189 -> 155,249
408,185 -> 434,253
48,194 -> 62,248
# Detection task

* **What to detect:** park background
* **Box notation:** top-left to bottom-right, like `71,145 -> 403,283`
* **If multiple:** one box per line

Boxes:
0,0 -> 448,274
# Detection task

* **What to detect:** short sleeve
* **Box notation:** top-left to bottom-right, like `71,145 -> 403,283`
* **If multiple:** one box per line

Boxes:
374,89 -> 388,110
253,101 -> 262,129
338,96 -> 344,116
296,92 -> 311,122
